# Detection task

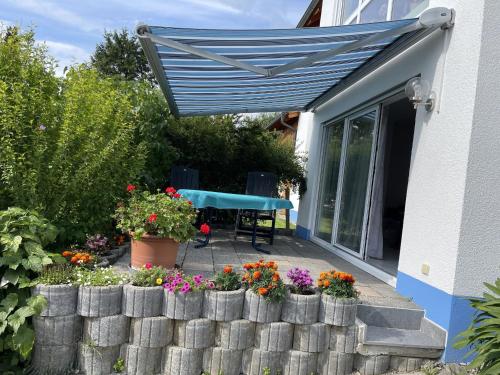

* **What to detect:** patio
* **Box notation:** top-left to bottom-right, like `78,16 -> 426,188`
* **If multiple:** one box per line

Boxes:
116,230 -> 416,309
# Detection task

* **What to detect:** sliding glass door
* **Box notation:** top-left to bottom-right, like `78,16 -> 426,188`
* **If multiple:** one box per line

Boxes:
314,122 -> 344,242
314,107 -> 379,258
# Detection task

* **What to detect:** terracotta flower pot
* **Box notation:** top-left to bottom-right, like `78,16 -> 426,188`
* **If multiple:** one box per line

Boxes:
131,234 -> 179,269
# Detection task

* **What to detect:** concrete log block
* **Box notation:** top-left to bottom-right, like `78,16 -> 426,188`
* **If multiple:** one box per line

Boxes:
329,325 -> 357,354
122,284 -> 163,317
129,316 -> 173,348
32,284 -> 78,316
281,289 -> 320,324
173,318 -> 215,349
242,289 -> 282,323
215,319 -> 255,350
254,322 -> 293,352
78,342 -> 120,375
33,314 -> 82,345
203,347 -> 243,375
161,345 -> 203,375
282,350 -> 318,375
83,314 -> 129,346
355,354 -> 390,375
293,322 -> 329,353
162,290 -> 203,320
203,288 -> 245,321
77,285 -> 123,317
390,356 -> 424,372
319,295 -> 357,326
31,343 -> 77,373
120,343 -> 162,375
242,348 -> 283,375
317,351 -> 355,375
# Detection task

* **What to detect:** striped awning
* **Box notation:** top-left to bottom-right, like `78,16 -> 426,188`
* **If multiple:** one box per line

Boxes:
137,8 -> 453,117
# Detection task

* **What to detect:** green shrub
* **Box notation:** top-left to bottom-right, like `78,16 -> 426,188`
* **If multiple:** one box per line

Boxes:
0,207 -> 58,371
74,267 -> 128,287
454,278 -> 500,375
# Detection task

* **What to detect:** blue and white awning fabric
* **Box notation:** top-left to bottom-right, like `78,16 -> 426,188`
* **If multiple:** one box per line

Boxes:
137,8 -> 453,117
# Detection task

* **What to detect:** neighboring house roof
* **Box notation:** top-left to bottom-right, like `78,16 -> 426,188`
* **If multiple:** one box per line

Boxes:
297,0 -> 322,28
266,112 -> 300,132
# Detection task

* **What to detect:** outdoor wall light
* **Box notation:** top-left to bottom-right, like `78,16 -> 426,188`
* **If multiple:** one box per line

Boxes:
405,77 -> 435,112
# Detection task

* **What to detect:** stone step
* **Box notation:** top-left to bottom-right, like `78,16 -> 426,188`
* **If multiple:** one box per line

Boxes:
356,305 -> 446,359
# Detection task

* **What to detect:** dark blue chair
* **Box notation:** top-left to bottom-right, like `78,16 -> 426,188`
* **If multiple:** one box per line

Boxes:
235,172 -> 278,247
169,166 -> 199,190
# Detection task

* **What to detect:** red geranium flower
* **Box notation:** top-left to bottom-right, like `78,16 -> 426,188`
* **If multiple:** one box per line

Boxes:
127,184 -> 136,192
200,223 -> 211,235
145,263 -> 152,270
173,193 -> 181,199
148,213 -> 158,223
165,186 -> 176,195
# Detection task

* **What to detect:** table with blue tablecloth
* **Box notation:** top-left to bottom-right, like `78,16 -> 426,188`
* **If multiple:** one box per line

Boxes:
178,189 -> 293,253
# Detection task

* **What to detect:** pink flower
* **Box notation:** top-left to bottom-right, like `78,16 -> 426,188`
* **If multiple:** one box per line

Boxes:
145,263 -> 152,270
180,281 -> 191,294
193,274 -> 203,286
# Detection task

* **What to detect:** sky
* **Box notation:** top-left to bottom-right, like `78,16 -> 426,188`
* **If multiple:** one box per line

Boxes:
1,0 -> 311,75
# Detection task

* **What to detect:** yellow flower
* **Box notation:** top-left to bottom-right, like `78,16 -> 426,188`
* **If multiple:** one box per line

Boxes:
156,278 -> 163,285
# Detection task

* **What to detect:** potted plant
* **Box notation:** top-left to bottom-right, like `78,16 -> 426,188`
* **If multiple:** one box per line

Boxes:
123,263 -> 172,317
33,264 -> 78,317
318,270 -> 359,326
114,185 -> 196,268
162,271 -> 214,320
241,260 -> 286,323
281,267 -> 320,324
75,267 -> 129,317
203,265 -> 245,321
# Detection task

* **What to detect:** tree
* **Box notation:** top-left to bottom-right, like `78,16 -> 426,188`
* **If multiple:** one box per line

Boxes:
91,29 -> 155,85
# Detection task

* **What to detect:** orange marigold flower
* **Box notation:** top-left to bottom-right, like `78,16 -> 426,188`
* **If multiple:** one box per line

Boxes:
62,250 -> 72,257
272,272 -> 280,282
258,287 -> 269,296
70,256 -> 78,264
323,280 -> 331,287
317,280 -> 323,287
243,263 -> 252,270
253,271 -> 262,280
223,265 -> 233,274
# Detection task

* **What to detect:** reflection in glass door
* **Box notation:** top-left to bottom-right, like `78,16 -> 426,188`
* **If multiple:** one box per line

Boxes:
314,122 -> 344,242
335,110 -> 377,254
314,108 -> 378,258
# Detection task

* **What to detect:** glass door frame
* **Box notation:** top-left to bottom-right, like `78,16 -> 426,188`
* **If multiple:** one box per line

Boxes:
315,105 -> 381,260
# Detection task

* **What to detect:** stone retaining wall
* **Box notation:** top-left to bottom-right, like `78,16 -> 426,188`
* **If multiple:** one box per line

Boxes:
32,285 -> 433,375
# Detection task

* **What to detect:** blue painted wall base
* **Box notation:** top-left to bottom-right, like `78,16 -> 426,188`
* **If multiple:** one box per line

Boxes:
396,272 -> 476,363
295,225 -> 310,240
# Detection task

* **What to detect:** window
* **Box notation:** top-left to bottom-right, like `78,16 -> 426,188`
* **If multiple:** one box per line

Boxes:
360,0 -> 389,23
343,0 -> 359,22
343,0 -> 428,25
391,0 -> 427,20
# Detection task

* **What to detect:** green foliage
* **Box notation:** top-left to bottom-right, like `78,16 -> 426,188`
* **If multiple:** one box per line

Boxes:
91,29 -> 155,85
114,189 -> 197,242
421,361 -> 440,375
35,264 -> 75,285
113,357 -> 125,373
214,266 -> 241,291
131,265 -> 172,287
0,28 -> 148,242
0,207 -> 57,371
74,267 -> 128,287
454,278 -> 500,375
165,116 -> 306,197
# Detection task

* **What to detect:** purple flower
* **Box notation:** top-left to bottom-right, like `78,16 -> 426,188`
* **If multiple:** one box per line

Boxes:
180,281 -> 191,294
287,267 -> 313,291
193,274 -> 203,286
39,124 -> 47,131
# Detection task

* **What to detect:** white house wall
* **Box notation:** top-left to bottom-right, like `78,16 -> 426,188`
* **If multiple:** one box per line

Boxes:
294,0 -> 499,362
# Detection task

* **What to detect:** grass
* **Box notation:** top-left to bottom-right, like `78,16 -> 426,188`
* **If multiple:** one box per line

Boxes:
260,217 -> 296,230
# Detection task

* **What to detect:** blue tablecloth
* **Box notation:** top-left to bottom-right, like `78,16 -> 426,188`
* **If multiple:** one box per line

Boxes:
178,189 -> 293,210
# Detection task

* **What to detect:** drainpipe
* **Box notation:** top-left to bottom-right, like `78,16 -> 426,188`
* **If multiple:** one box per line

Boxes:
279,112 -> 297,231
